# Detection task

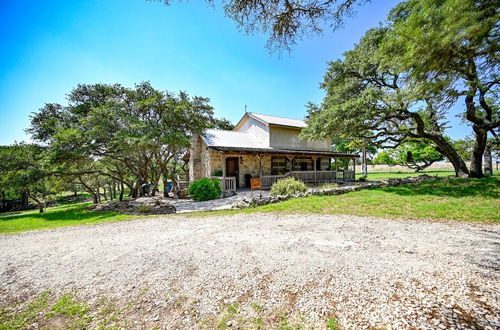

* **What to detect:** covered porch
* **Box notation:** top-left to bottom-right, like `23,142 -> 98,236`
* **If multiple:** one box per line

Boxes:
210,147 -> 359,194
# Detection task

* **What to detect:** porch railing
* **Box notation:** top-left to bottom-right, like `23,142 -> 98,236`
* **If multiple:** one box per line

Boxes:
212,176 -> 237,193
261,170 -> 354,189
261,173 -> 290,188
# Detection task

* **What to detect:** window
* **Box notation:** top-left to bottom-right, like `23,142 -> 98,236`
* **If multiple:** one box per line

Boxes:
292,157 -> 313,171
320,157 -> 331,171
271,156 -> 290,175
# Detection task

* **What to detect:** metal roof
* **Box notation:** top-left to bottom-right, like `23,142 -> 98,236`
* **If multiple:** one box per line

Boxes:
201,129 -> 271,149
248,112 -> 307,128
208,146 -> 359,158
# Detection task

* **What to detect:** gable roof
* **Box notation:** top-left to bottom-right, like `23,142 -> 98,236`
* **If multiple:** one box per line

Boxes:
236,112 -> 307,129
201,129 -> 270,149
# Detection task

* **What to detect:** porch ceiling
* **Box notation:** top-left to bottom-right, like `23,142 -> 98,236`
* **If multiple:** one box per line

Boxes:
208,146 -> 359,158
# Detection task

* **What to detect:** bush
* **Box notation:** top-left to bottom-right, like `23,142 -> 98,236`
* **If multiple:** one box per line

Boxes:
188,178 -> 222,201
270,177 -> 307,196
137,204 -> 152,213
213,169 -> 223,176
358,175 -> 367,182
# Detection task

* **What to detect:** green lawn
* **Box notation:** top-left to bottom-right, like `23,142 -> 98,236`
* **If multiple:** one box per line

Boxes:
214,176 -> 500,223
1,176 -> 498,234
0,202 -> 132,234
358,169 -> 456,180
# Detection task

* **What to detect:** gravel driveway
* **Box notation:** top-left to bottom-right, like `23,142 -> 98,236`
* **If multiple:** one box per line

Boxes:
1,214 -> 499,329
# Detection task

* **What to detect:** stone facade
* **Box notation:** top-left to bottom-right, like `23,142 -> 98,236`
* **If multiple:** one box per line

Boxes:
189,135 -> 211,182
189,114 -> 354,189
189,135 -> 273,188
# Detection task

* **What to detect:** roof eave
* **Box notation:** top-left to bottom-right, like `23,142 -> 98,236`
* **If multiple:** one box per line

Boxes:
208,146 -> 359,157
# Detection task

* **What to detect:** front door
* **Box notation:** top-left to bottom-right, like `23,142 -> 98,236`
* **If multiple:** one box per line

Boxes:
226,157 -> 239,188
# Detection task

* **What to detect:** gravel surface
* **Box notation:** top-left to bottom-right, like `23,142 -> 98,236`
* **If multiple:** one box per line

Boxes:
1,214 -> 499,329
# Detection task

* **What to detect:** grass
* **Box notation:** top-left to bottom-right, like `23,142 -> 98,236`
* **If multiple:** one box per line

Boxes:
1,174 -> 498,234
0,291 -> 134,330
0,291 -> 51,330
0,202 -> 132,234
211,176 -> 500,223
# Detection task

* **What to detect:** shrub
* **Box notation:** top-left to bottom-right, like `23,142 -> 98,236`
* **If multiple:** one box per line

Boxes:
358,175 -> 367,182
270,177 -> 307,196
188,178 -> 222,201
137,204 -> 152,213
213,169 -> 223,176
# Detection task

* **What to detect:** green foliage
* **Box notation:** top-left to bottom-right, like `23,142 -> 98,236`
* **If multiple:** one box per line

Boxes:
213,170 -> 223,177
393,142 -> 444,171
27,81 -> 219,199
374,142 -> 445,172
384,0 -> 499,177
270,177 -> 308,196
373,151 -> 397,166
358,175 -> 367,182
326,317 -> 338,330
302,0 -> 499,178
210,117 -> 234,130
188,178 -> 222,201
452,137 -> 475,162
0,143 -> 57,212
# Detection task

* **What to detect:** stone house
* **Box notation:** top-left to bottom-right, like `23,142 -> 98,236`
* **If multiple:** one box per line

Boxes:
188,112 -> 358,192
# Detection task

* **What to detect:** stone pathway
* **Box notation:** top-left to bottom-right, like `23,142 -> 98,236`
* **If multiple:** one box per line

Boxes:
134,189 -> 270,213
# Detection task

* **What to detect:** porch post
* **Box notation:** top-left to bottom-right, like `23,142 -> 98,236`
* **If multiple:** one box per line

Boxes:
335,157 -> 338,182
286,155 -> 294,175
257,154 -> 263,197
312,156 -> 318,185
221,154 -> 226,197
353,157 -> 356,182
362,144 -> 367,176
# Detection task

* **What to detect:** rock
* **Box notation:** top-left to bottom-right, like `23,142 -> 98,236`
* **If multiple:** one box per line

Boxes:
93,198 -> 176,214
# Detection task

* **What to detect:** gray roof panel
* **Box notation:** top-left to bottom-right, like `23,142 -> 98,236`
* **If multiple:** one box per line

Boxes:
249,112 -> 307,128
201,129 -> 270,149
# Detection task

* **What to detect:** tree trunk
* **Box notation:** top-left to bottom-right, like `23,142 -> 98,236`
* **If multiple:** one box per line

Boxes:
469,125 -> 487,178
27,192 -> 45,213
132,178 -> 143,198
484,142 -> 493,176
78,177 -> 99,204
152,177 -> 160,197
21,191 -> 29,208
119,181 -> 124,201
431,136 -> 469,177
162,171 -> 169,198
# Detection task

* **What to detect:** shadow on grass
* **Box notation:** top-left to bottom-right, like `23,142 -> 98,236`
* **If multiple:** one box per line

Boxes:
0,203 -> 120,223
382,177 -> 499,198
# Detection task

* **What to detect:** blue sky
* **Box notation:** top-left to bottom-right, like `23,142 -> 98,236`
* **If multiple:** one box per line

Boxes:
0,0 -> 469,145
